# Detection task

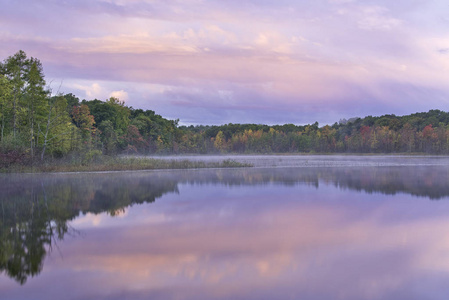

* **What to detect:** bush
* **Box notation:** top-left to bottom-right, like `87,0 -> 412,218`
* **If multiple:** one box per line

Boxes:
0,134 -> 30,169
0,134 -> 28,153
81,150 -> 103,165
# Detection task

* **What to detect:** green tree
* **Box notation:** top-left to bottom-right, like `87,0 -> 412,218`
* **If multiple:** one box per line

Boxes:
0,75 -> 12,141
23,58 -> 48,159
63,93 -> 80,112
98,120 -> 118,155
82,99 -> 115,125
71,104 -> 96,150
40,95 -> 73,159
1,50 -> 29,138
106,97 -> 130,136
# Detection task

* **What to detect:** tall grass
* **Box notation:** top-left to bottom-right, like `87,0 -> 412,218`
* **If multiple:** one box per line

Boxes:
1,156 -> 252,173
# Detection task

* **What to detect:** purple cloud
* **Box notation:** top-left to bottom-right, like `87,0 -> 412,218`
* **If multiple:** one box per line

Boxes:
1,0 -> 449,125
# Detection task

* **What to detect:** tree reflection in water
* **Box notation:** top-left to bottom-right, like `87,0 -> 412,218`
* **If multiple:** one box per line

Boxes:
0,173 -> 179,284
1,165 -> 449,284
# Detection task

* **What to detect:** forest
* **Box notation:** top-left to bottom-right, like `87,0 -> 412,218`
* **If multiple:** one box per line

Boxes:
2,50 -> 449,167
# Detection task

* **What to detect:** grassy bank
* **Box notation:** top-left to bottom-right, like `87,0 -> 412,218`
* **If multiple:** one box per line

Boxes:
1,156 -> 253,173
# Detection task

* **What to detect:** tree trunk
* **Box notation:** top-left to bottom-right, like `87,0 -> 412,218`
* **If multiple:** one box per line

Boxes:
13,91 -> 17,139
41,103 -> 52,161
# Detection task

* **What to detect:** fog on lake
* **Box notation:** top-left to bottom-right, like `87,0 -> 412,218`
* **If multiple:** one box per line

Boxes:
1,155 -> 449,299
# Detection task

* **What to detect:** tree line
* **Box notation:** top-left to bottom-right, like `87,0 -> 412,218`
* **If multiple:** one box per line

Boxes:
191,110 -> 449,154
2,50 -> 449,166
0,51 -> 179,166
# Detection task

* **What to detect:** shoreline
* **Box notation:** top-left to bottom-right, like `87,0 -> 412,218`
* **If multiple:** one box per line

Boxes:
3,153 -> 449,174
0,157 -> 253,174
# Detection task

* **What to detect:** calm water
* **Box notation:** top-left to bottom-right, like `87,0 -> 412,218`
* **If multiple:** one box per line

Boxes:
2,156 -> 449,299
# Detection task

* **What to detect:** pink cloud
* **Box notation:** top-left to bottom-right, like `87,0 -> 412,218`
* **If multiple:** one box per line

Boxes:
9,184 -> 448,299
2,0 -> 449,125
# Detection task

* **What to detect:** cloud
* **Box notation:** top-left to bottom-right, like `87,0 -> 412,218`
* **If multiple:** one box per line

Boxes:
329,0 -> 356,3
25,180 -> 449,300
71,83 -> 105,99
67,34 -> 199,54
356,6 -> 403,31
110,90 -> 129,101
1,0 -> 449,125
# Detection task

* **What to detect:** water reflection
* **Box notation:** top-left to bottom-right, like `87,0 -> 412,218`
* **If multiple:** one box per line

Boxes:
0,173 -> 179,284
1,166 -> 449,299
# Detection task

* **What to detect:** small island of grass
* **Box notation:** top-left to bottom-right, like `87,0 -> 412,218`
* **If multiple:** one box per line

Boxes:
2,156 -> 252,173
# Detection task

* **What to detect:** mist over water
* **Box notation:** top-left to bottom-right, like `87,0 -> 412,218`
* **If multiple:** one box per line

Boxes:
145,154 -> 449,168
2,156 -> 449,299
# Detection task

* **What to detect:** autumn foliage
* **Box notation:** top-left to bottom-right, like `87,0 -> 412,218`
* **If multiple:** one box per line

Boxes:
3,50 -> 449,164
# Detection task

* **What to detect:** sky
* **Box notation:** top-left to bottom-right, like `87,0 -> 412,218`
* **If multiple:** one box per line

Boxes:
1,0 -> 449,126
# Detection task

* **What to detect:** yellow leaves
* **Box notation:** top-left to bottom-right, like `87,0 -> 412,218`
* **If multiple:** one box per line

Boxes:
214,131 -> 226,152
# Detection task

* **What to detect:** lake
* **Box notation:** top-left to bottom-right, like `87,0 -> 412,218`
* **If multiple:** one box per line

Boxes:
1,155 -> 449,299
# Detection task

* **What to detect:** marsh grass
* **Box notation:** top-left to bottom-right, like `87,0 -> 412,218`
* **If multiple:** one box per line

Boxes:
1,156 -> 252,173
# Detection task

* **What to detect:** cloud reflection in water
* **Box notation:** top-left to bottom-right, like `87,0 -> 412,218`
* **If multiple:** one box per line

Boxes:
1,166 -> 449,299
